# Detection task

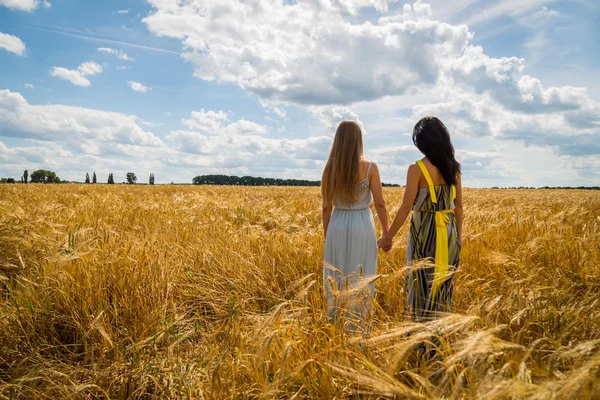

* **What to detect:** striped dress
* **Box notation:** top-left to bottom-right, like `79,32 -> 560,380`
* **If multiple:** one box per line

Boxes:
406,161 -> 460,321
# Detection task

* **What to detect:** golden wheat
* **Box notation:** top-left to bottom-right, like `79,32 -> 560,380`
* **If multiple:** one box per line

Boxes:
0,185 -> 599,399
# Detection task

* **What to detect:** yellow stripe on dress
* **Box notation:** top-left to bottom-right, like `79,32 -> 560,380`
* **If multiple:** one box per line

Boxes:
415,160 -> 455,301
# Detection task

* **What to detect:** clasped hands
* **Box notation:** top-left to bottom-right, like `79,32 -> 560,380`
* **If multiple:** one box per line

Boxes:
377,230 -> 393,253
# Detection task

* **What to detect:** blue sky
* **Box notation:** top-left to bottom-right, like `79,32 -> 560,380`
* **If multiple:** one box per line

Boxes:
0,0 -> 599,186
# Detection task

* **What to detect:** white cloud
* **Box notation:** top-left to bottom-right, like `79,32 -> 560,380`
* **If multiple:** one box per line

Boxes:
260,100 -> 287,118
50,61 -> 103,87
128,81 -> 150,93
167,109 -> 330,171
117,66 -> 131,70
146,0 -> 600,165
77,61 -> 103,75
143,0 -> 472,105
272,107 -> 286,118
98,47 -> 134,61
0,140 -> 72,166
50,67 -> 91,87
117,9 -> 129,14
141,0 -> 598,129
0,89 -> 163,150
182,109 -> 229,132
0,139 -> 168,183
225,120 -> 268,136
2,1 -> 597,185
0,32 -> 26,56
0,0 -> 46,12
23,83 -> 34,89
138,119 -> 163,127
310,106 -> 364,130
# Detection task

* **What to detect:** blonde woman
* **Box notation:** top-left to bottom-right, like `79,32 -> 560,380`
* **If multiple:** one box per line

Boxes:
321,121 -> 389,328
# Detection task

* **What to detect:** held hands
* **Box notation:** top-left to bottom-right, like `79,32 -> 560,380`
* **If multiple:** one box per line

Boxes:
377,232 -> 393,253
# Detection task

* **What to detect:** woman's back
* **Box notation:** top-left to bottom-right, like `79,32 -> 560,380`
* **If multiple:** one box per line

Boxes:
324,159 -> 378,327
334,160 -> 373,210
407,158 -> 460,321
376,116 -> 463,322
412,158 -> 456,212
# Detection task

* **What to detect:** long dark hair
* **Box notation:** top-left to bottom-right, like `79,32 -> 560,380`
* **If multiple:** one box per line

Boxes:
412,116 -> 461,186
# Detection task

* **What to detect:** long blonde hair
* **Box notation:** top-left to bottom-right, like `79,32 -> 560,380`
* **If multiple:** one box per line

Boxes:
322,120 -> 363,204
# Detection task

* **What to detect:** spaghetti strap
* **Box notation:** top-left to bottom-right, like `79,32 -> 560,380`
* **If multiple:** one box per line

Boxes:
416,160 -> 457,204
416,160 -> 437,203
366,161 -> 373,177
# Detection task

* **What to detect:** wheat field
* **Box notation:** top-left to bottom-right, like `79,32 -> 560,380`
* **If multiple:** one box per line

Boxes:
0,185 -> 599,399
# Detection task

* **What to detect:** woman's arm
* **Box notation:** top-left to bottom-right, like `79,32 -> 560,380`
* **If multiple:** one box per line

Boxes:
454,174 -> 463,240
377,164 -> 420,249
321,179 -> 333,240
369,162 -> 389,234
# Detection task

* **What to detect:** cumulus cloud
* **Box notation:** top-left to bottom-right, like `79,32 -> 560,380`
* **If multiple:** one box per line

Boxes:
0,139 -> 166,183
77,61 -> 103,75
128,81 -> 150,93
141,0 -> 588,119
0,32 -> 26,56
2,1 -> 597,185
182,109 -> 269,137
311,106 -> 364,129
117,9 -> 129,14
0,0 -> 47,12
50,68 -> 91,87
23,83 -> 34,89
407,90 -> 600,156
0,140 -> 72,166
0,89 -> 163,150
143,0 -> 472,105
98,47 -> 134,61
142,0 -> 600,165
182,109 -> 229,132
50,61 -> 103,87
167,108 -> 331,171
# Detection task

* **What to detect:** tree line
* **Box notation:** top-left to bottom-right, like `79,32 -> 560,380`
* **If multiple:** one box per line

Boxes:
192,174 -> 320,186
0,170 -> 156,185
2,170 -> 597,189
191,174 -> 401,187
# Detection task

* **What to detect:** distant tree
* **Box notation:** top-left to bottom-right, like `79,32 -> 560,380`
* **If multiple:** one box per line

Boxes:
192,174 -> 321,187
108,173 -> 115,184
85,173 -> 90,184
30,170 -> 44,183
149,173 -> 155,185
7,178 -> 15,183
92,172 -> 97,184
126,172 -> 137,184
23,169 -> 28,184
30,169 -> 59,183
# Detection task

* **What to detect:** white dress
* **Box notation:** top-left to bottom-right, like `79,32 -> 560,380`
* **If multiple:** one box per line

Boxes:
323,162 -> 377,328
